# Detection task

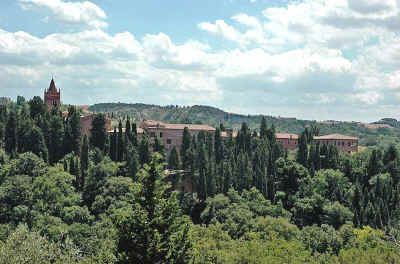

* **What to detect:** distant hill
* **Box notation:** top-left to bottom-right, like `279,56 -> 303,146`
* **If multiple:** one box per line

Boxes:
372,118 -> 400,128
89,103 -> 400,148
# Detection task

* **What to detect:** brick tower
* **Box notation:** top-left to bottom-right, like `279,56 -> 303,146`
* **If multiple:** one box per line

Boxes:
44,78 -> 61,110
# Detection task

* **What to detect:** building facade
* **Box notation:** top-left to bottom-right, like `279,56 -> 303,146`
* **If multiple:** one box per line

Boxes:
80,114 -> 112,137
275,133 -> 299,150
140,120 -> 216,152
44,78 -> 61,110
313,134 -> 359,153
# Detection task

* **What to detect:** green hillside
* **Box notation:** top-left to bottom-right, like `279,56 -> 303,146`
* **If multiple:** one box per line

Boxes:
89,103 -> 400,148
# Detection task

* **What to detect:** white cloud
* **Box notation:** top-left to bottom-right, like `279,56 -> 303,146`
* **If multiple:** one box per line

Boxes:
198,20 -> 242,43
19,0 -> 107,29
353,91 -> 383,104
2,0 -> 400,121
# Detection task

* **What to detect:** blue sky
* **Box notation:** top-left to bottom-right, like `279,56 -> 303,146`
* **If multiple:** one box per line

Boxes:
0,0 -> 400,122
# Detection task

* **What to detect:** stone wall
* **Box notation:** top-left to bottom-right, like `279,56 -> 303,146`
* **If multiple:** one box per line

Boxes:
80,114 -> 112,137
315,139 -> 358,153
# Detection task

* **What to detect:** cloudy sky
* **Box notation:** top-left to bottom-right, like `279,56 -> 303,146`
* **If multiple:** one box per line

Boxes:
0,0 -> 400,122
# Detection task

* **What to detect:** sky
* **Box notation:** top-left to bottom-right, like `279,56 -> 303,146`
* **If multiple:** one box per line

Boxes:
0,0 -> 400,122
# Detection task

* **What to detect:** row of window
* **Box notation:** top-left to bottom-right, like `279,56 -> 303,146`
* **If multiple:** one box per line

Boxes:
150,132 -> 163,138
318,140 -> 355,147
149,132 -> 173,145
277,139 -> 297,145
277,139 -> 357,148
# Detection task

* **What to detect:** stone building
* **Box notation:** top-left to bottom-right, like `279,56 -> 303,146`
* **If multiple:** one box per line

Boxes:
80,114 -> 112,137
107,126 -> 145,138
313,133 -> 359,153
275,133 -> 299,150
0,97 -> 11,105
44,78 -> 61,110
140,120 -> 216,152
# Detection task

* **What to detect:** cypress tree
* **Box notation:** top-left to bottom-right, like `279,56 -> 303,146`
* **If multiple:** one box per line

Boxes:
38,112 -> 51,151
214,127 -> 223,164
207,161 -> 217,197
69,106 -> 82,156
296,131 -> 308,167
181,127 -> 191,169
110,128 -> 117,161
125,118 -> 132,143
28,96 -> 46,120
168,146 -> 181,170
139,136 -> 151,165
127,142 -> 139,180
267,124 -> 276,146
115,154 -> 192,263
327,145 -> 339,170
260,116 -> 267,138
90,113 -> 107,151
63,159 -> 68,171
62,119 -> 73,156
367,149 -> 382,179
49,111 -> 64,164
80,135 -> 89,190
117,120 -> 124,161
320,144 -> 328,169
69,155 -> 80,178
383,144 -> 398,166
154,136 -> 163,154
223,161 -> 233,194
131,122 -> 138,146
5,110 -> 17,155
0,105 -> 8,124
27,125 -> 48,162
197,143 -> 208,200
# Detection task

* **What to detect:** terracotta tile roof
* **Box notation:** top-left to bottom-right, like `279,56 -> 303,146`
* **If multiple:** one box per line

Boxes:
141,120 -> 215,131
275,133 -> 299,140
314,133 -> 358,140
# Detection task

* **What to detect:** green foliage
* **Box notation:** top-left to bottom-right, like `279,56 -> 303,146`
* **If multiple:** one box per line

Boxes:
90,113 -> 107,151
1,100 -> 400,263
200,188 -> 290,239
113,154 -> 192,263
322,201 -> 353,229
4,110 -> 17,155
0,225 -> 83,264
301,224 -> 343,255
83,158 -> 119,208
168,146 -> 181,170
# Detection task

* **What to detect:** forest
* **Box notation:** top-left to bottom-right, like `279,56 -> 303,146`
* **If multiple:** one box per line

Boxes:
0,96 -> 400,263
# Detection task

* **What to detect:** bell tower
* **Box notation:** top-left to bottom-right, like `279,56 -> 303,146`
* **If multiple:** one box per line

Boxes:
44,78 -> 61,110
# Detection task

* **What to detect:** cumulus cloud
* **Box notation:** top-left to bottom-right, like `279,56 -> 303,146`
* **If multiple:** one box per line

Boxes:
19,0 -> 107,29
2,0 -> 400,121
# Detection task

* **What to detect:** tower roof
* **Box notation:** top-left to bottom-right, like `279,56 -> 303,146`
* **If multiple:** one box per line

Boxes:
48,78 -> 57,93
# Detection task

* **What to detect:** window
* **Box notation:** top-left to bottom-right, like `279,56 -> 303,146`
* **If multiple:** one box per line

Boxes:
150,132 -> 156,137
348,142 -> 351,147
167,139 -> 172,145
160,132 -> 163,138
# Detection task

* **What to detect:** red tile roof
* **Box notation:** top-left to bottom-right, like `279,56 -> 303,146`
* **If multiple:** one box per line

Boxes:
141,120 -> 215,131
314,134 -> 358,140
275,133 -> 299,140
